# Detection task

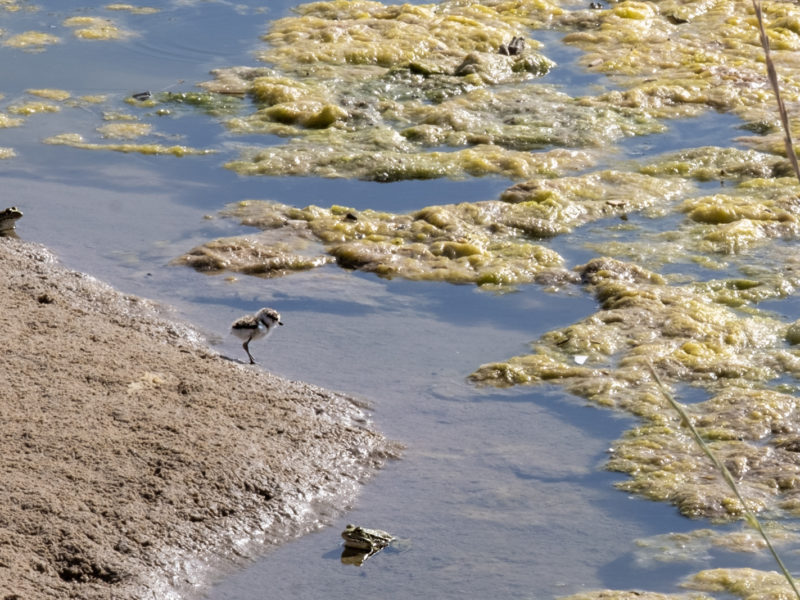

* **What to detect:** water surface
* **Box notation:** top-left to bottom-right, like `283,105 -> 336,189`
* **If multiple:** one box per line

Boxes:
0,2 -> 785,599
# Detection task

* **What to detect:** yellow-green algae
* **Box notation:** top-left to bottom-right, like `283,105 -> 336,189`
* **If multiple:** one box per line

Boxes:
176,236 -> 334,277
96,122 -> 152,140
639,147 -> 791,182
178,170 -> 690,282
499,170 -> 691,225
634,526 -> 798,566
177,200 -> 573,285
680,178 -> 800,254
7,101 -> 59,116
216,80 -> 661,179
558,0 -> 800,130
585,226 -> 800,285
246,0 -> 800,150
260,0 -> 561,74
63,16 -> 127,40
688,273 -> 800,308
588,174 -> 800,263
3,31 -> 60,49
215,74 -> 661,175
558,567 -> 800,600
105,3 -> 159,14
392,86 -> 663,148
578,148 -> 800,280
683,567 -> 800,599
0,147 -> 15,159
43,133 -> 214,157
102,111 -> 139,122
471,258 -> 800,520
25,89 -> 71,102
0,0 -> 787,594
195,0 -> 800,181
79,95 -> 107,104
155,91 -> 244,116
195,0 -> 675,181
123,91 -> 244,121
226,139 -> 595,181
0,0 -> 26,11
0,113 -> 23,128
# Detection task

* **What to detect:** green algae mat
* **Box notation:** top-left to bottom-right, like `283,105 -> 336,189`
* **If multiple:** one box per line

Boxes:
8,0 -> 800,596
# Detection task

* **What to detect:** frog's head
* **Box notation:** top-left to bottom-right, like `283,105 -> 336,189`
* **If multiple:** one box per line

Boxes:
0,206 -> 23,235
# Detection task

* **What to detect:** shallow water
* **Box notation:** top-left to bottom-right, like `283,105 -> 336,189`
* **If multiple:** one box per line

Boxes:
3,1 -> 795,598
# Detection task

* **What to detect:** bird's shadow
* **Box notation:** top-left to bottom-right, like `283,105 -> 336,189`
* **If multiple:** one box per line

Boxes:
219,353 -> 257,366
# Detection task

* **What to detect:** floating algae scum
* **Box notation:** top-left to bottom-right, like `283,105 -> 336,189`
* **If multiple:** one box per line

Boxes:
7,0 -> 800,598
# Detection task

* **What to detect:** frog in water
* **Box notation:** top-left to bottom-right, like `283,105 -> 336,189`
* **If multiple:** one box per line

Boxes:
0,206 -> 22,237
340,524 -> 410,566
340,524 -> 402,566
341,524 -> 395,552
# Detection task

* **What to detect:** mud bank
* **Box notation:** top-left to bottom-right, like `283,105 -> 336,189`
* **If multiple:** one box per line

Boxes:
0,237 -> 391,599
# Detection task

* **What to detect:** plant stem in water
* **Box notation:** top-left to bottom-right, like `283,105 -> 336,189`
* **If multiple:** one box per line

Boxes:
646,362 -> 800,599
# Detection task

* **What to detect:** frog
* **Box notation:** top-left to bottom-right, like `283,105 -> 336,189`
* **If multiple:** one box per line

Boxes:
0,206 -> 22,237
340,524 -> 410,566
341,524 -> 395,552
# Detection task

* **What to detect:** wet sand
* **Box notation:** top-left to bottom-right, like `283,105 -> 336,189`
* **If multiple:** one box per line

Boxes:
0,237 -> 391,599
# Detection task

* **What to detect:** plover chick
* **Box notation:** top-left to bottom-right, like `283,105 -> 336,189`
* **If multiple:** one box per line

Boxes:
230,307 -> 283,364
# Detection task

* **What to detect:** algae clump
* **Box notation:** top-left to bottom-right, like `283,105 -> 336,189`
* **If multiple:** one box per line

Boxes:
558,567 -> 798,600
3,31 -> 60,50
153,92 -> 244,117
96,122 -> 152,140
471,258 -> 800,520
63,16 -> 128,40
105,4 -> 159,14
260,0 -> 562,74
0,0 -> 24,11
181,170 -> 689,283
633,526 -> 797,566
205,0 -> 800,180
0,113 -> 23,128
26,89 -> 71,102
198,0 -> 669,181
43,133 -> 214,157
226,140 -> 594,181
639,147 -> 790,182
8,101 -> 60,116
176,237 -> 334,277
178,200 -> 578,285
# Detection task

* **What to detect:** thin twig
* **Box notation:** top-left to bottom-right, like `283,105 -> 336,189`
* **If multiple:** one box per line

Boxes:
753,0 -> 800,184
646,361 -> 800,599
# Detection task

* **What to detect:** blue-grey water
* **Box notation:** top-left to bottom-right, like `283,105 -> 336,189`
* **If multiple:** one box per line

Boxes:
1,2 -> 786,599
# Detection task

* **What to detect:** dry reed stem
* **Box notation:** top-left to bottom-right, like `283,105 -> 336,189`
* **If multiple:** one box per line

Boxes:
646,362 -> 800,599
753,0 -> 800,184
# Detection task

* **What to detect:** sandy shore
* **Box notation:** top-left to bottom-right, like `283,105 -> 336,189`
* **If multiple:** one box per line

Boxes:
0,237 -> 392,599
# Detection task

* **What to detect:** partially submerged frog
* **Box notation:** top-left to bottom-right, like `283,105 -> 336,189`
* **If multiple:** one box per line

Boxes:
341,524 -> 395,552
340,524 -> 409,565
0,206 -> 22,237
